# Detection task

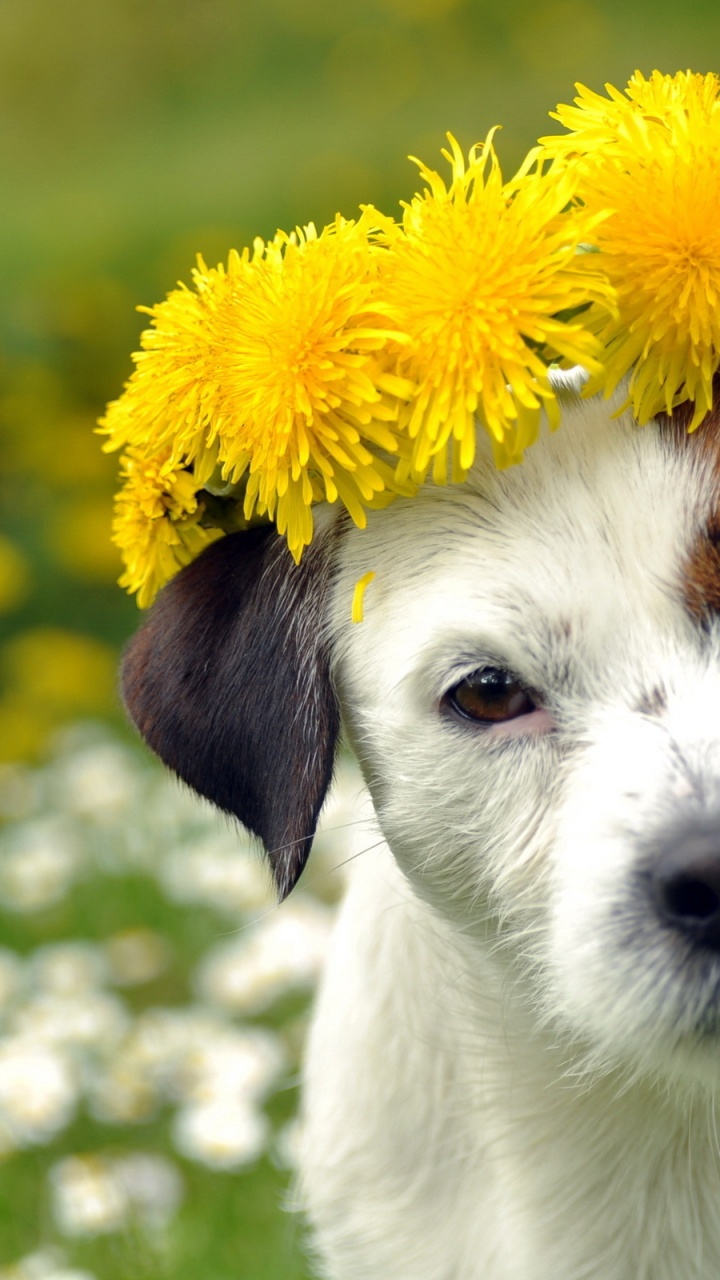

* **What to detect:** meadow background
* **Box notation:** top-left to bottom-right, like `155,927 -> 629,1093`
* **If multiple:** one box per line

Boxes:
1,1 -> 719,1276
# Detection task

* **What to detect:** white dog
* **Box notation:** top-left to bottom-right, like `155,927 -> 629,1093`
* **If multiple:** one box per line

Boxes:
123,374 -> 720,1280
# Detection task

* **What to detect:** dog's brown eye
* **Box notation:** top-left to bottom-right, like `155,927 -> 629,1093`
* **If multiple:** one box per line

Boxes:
446,667 -> 536,724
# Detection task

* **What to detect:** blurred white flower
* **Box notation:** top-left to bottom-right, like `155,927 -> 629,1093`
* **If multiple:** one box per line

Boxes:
51,744 -> 141,821
0,948 -> 22,1012
50,1155 -> 128,1236
36,1269 -> 95,1280
173,1098 -> 268,1170
0,764 -> 39,822
103,928 -> 169,987
10,945 -> 127,1057
30,943 -> 106,995
11,991 -> 129,1054
85,1055 -> 156,1126
49,1151 -> 183,1237
161,836 -> 273,916
87,1007 -> 284,1128
0,1246 -> 96,1280
0,724 -> 353,1249
0,1038 -> 76,1147
196,899 -> 334,1013
114,1151 -> 184,1228
0,818 -> 81,913
89,1006 -> 198,1117
181,1025 -> 284,1105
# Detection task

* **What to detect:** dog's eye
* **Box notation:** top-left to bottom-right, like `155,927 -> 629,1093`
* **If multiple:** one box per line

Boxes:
445,667 -> 536,724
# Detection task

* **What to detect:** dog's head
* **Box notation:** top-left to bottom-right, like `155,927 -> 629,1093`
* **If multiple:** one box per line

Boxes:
123,381 -> 720,1088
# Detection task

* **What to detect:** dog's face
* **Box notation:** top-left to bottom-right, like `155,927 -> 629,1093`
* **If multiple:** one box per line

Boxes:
123,385 -> 720,1091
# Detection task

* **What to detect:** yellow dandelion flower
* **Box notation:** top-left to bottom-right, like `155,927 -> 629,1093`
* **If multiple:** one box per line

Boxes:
113,449 -> 223,608
208,215 -> 406,561
541,70 -> 720,162
377,133 -> 613,480
99,252 -> 248,478
542,72 -> 720,426
102,215 -> 408,568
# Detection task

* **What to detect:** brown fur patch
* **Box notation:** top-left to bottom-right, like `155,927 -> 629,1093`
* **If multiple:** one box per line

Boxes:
685,529 -> 720,622
659,390 -> 720,623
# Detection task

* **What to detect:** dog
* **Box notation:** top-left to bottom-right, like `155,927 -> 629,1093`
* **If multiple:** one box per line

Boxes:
121,371 -> 720,1279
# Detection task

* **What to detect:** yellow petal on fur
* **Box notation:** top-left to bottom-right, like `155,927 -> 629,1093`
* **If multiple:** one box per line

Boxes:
351,571 -> 376,624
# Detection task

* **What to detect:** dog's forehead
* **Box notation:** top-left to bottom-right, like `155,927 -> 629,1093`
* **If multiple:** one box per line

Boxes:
330,394 -> 720,686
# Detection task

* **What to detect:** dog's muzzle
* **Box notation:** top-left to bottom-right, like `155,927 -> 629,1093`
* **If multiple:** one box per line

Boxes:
652,820 -> 720,952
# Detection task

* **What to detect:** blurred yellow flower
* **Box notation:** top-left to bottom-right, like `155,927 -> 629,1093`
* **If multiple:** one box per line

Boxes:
1,628 -> 117,722
50,498 -> 122,584
0,536 -> 31,614
112,449 -> 223,609
542,71 -> 720,426
378,133 -> 613,479
0,627 -> 120,762
0,696 -> 53,763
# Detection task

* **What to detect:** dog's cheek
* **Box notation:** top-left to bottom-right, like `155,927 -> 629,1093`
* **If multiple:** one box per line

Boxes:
346,704 -> 560,932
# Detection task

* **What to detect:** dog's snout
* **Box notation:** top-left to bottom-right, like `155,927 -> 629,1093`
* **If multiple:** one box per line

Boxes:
653,835 -> 720,950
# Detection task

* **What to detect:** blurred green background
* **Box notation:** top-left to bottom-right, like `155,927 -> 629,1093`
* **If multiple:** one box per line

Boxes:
0,2 -> 719,1277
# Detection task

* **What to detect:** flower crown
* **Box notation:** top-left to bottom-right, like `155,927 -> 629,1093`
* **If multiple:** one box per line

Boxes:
100,70 -> 720,608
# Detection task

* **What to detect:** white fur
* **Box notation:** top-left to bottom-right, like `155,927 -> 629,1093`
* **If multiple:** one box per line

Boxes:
299,387 -> 720,1279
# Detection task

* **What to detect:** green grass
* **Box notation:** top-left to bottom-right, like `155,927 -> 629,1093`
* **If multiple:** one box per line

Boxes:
0,730 -> 331,1279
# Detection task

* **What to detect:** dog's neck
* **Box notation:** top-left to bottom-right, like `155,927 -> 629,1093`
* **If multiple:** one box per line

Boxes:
307,842 -> 720,1280
423,897 -> 720,1280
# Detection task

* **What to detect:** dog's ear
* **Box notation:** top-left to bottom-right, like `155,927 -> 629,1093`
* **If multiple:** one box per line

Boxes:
121,526 -> 339,898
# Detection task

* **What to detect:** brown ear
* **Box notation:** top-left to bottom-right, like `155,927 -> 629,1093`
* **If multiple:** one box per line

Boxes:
121,526 -> 339,898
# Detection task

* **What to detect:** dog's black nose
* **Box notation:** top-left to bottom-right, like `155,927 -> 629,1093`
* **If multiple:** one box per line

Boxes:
653,836 -> 720,950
